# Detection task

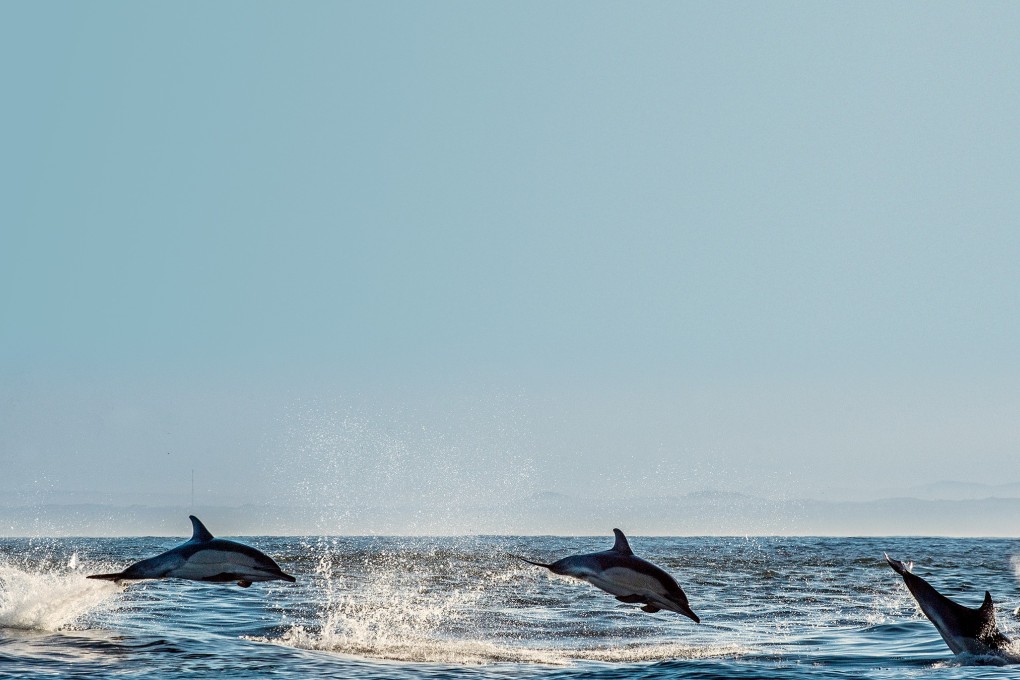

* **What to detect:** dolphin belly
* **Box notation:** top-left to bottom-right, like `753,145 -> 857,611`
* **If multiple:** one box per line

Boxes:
168,551 -> 278,582
583,568 -> 699,621
586,567 -> 666,597
922,605 -> 966,655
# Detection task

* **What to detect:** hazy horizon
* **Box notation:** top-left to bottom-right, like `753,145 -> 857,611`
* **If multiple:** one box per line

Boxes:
3,3 -> 1020,537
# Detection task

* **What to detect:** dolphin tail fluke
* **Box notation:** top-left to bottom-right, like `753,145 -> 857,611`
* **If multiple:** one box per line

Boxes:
86,572 -> 125,581
884,553 -> 913,576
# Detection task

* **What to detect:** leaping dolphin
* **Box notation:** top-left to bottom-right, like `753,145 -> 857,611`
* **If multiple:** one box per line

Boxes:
516,529 -> 699,622
88,516 -> 296,588
885,554 -> 1015,660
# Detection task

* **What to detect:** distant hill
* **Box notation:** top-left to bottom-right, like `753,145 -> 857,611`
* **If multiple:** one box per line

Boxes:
815,480 -> 1020,503
4,490 -> 1020,537
904,480 -> 1020,501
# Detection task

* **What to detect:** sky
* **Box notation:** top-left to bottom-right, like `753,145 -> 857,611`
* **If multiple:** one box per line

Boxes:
2,3 -> 1020,533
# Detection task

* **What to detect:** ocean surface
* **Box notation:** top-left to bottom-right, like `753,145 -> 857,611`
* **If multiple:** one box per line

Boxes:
3,535 -> 1020,679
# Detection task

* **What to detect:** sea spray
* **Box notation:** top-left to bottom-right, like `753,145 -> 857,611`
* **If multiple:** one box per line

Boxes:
267,538 -> 565,664
269,537 -> 510,663
270,395 -> 537,535
0,555 -> 121,631
258,536 -> 747,665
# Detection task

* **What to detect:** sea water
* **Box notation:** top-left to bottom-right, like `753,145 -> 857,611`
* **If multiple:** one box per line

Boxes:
2,535 -> 1019,679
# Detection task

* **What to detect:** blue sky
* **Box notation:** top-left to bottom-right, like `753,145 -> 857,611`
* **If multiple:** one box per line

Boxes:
2,3 -> 1020,530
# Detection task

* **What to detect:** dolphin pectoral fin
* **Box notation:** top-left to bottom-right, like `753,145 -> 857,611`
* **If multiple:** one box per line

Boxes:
237,580 -> 252,588
615,594 -> 645,603
641,604 -> 661,613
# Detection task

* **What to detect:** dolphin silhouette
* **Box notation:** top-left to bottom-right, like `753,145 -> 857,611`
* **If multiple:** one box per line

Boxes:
88,516 -> 296,587
517,529 -> 699,622
885,554 -> 1014,660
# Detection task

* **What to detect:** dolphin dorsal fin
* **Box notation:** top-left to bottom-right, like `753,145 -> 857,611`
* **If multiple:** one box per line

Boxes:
980,591 -> 995,618
611,528 -> 633,555
978,591 -> 999,635
189,515 -> 214,542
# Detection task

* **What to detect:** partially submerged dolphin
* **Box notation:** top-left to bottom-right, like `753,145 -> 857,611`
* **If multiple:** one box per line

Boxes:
88,516 -> 296,588
885,554 -> 1015,660
517,529 -> 699,622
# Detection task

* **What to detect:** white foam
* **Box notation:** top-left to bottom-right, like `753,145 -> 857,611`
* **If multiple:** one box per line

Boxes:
265,625 -> 746,666
565,643 -> 747,663
270,626 -> 574,665
0,559 -> 120,631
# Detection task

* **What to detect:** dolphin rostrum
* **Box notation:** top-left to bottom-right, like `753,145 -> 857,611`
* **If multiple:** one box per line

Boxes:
517,528 -> 699,622
88,516 -> 296,588
885,554 -> 1015,660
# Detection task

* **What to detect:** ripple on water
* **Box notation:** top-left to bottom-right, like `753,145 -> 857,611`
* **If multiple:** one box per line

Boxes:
4,536 -> 1020,678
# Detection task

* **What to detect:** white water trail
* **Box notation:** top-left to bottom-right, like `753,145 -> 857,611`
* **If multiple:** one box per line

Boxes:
0,558 -> 121,631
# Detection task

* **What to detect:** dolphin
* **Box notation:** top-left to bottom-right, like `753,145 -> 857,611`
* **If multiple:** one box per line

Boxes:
516,529 -> 699,622
885,554 -> 1015,660
87,515 -> 296,588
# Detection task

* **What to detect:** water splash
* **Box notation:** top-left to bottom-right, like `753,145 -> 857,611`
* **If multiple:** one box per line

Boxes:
271,395 -> 537,535
256,538 -> 746,665
264,539 -> 498,662
0,556 -> 121,631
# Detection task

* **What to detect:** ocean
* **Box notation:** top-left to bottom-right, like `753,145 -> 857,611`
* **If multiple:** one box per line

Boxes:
2,535 -> 1019,679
